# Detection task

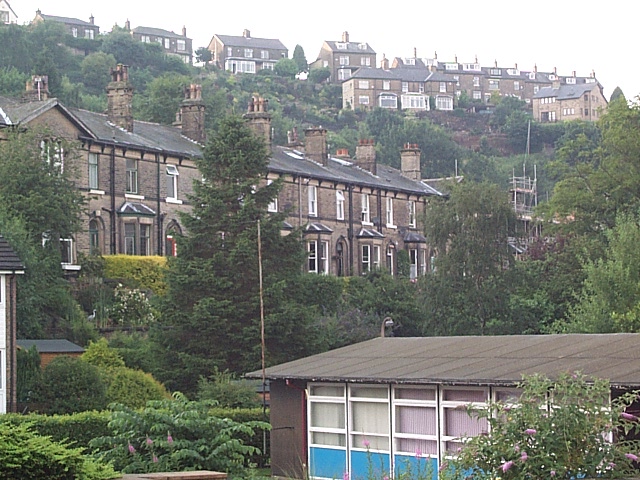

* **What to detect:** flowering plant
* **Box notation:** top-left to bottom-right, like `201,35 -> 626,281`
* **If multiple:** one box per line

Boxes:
447,372 -> 640,479
107,284 -> 156,327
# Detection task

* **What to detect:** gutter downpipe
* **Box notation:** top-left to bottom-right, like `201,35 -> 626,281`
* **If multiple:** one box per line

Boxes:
110,146 -> 116,254
156,153 -> 162,255
347,184 -> 354,275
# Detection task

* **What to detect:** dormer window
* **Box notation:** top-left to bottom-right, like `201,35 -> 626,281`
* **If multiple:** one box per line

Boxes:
490,68 -> 501,76
336,42 -> 347,50
358,43 -> 367,50
566,77 -> 576,84
405,58 -> 416,66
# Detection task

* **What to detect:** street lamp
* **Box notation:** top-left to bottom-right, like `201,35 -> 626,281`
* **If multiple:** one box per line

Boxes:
380,317 -> 394,337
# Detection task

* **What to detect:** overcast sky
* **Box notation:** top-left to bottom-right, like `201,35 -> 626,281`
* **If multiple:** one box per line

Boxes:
12,0 -> 638,100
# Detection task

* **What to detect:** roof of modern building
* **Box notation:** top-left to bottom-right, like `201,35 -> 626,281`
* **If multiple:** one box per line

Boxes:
214,34 -> 287,51
248,334 -> 640,388
0,234 -> 24,272
17,339 -> 84,353
133,26 -> 188,39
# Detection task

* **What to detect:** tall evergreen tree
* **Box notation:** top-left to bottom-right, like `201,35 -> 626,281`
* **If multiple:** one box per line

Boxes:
292,45 -> 308,73
154,115 -> 319,395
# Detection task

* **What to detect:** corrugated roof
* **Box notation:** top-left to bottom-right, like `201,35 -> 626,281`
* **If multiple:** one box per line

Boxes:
248,334 -> 640,387
17,339 -> 84,353
133,26 -> 188,39
215,34 -> 287,51
0,234 -> 24,272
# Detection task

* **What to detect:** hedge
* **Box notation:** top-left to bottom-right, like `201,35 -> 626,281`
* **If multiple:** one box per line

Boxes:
103,255 -> 167,295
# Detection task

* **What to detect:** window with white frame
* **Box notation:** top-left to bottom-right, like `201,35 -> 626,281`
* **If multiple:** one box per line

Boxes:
336,190 -> 345,220
140,224 -> 151,256
85,29 -> 94,39
386,197 -> 394,226
393,386 -> 438,456
419,84 -> 425,94
359,80 -> 369,89
60,238 -> 73,264
383,80 -> 391,91
308,185 -> 317,216
308,384 -> 347,447
373,245 -> 381,270
339,56 -> 349,66
166,164 -> 179,200
227,60 -> 256,73
436,96 -> 454,110
126,158 -> 138,194
71,27 -> 78,37
164,38 -> 171,49
361,193 -> 370,223
350,385 -> 390,451
514,81 -> 520,91
440,387 -> 489,454
338,69 -> 351,80
439,82 -> 447,93
361,56 -> 371,66
244,48 -> 253,57
379,94 -> 397,108
41,140 -> 64,173
473,90 -> 482,100
262,62 -> 274,70
386,244 -> 395,275
361,244 -> 371,273
177,39 -> 186,52
88,153 -> 99,190
409,248 -> 418,280
359,95 -> 370,105
402,95 -> 426,109
141,35 -> 150,43
124,223 -> 136,255
473,76 -> 480,87
488,79 -> 499,90
267,180 -> 278,212
308,240 -> 329,274
261,50 -> 269,59
227,47 -> 233,56
408,200 -> 416,227
402,82 -> 409,93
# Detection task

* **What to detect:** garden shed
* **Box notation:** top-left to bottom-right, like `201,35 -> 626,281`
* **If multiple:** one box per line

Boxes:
247,334 -> 640,479
17,339 -> 85,368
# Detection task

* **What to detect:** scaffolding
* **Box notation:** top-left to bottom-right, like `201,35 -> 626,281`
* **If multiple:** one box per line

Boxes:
510,164 -> 540,254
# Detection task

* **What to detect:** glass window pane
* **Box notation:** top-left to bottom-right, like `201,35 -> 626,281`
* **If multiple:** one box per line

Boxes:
311,385 -> 344,397
353,402 -> 388,434
351,387 -> 387,399
395,388 -> 435,401
312,432 -> 345,447
352,434 -> 388,451
397,438 -> 437,455
443,389 -> 487,402
444,408 -> 488,437
396,406 -> 436,435
311,402 -> 345,429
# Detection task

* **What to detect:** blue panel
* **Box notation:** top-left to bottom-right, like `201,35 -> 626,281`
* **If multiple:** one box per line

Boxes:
395,454 -> 438,480
310,447 -> 346,479
351,450 -> 391,479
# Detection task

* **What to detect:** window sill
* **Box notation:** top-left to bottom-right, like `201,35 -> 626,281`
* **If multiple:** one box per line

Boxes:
89,189 -> 105,195
386,224 -> 397,229
166,198 -> 183,205
125,193 -> 145,200
61,264 -> 81,271
361,221 -> 374,226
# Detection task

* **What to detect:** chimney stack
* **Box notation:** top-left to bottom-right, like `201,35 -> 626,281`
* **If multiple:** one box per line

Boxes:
304,127 -> 328,166
124,19 -> 130,31
342,31 -> 349,43
243,95 -> 272,147
413,47 -> 417,58
24,75 -> 49,102
380,54 -> 389,70
243,29 -> 251,38
355,139 -> 376,175
89,14 -> 94,25
178,84 -> 206,144
106,64 -> 134,132
401,143 -> 421,181
182,26 -> 187,37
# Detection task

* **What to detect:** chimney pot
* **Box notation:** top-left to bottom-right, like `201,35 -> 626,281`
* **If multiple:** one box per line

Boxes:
106,64 -> 134,132
243,29 -> 250,38
355,139 -> 376,174
342,31 -> 349,43
401,143 -> 421,181
182,26 -> 187,37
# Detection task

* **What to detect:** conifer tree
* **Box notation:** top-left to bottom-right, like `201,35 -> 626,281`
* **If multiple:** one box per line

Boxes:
155,115 -> 318,395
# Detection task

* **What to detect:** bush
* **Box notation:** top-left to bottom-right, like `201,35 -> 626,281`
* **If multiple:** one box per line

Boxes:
36,356 -> 108,414
103,255 -> 167,295
197,368 -> 261,408
447,373 -> 640,479
0,423 -> 117,479
90,394 -> 269,474
17,345 -> 41,403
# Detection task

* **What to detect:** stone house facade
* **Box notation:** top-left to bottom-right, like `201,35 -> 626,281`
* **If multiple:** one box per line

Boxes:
128,21 -> 193,64
310,31 -> 377,83
32,9 -> 99,39
207,30 -> 288,74
0,0 -> 17,24
532,74 -> 607,123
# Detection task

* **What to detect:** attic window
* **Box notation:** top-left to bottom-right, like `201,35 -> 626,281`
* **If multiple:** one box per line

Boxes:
358,43 -> 367,50
336,42 -> 347,49
166,165 -> 179,176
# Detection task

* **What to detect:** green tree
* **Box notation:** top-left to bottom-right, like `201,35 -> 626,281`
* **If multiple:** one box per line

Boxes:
154,115 -> 316,395
138,72 -> 191,124
610,86 -> 626,103
273,58 -> 298,78
81,51 -> 117,95
195,46 -> 212,64
292,44 -> 308,73
308,67 -> 331,84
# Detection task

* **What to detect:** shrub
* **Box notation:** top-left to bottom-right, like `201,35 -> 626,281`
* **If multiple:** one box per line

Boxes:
36,356 -> 108,414
90,394 -> 269,474
197,368 -> 261,408
103,255 -> 167,295
0,423 -> 118,479
107,284 -> 157,327
447,372 -> 640,480
17,345 -> 41,403
82,338 -> 126,369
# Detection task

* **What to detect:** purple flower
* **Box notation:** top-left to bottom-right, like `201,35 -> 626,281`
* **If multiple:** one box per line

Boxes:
520,451 -> 528,462
128,443 -> 136,454
608,462 -> 616,469
146,437 -> 153,446
625,453 -> 638,462
343,472 -> 349,480
525,428 -> 537,435
153,455 -> 158,463
167,434 -> 173,445
415,448 -> 422,458
550,470 -> 556,477
363,439 -> 370,448
501,461 -> 514,473
622,412 -> 638,421
514,444 -> 520,452
383,476 -> 389,480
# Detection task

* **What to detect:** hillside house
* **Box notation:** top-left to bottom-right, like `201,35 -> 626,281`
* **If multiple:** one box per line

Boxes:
533,71 -> 606,122
0,234 -> 24,414
248,333 -> 640,480
32,9 -> 99,39
0,0 -> 17,24
310,31 -> 376,83
128,21 -> 193,64
207,30 -> 288,73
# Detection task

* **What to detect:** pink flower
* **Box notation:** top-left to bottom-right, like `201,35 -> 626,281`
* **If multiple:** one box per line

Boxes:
514,445 -> 520,452
550,471 -> 556,477
363,439 -> 370,448
146,437 -> 153,445
608,462 -> 616,469
128,443 -> 136,454
343,472 -> 349,480
415,449 -> 422,458
153,455 -> 158,463
622,412 -> 638,421
383,477 -> 389,480
501,461 -> 514,472
520,451 -> 528,462
167,434 -> 174,445
525,428 -> 537,435
625,453 -> 638,462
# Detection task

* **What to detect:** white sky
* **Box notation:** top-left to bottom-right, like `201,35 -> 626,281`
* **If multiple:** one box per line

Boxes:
11,0 -> 639,100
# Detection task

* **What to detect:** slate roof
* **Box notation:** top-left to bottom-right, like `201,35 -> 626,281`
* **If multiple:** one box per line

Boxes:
248,334 -> 640,388
133,26 -> 187,39
215,34 -> 287,52
270,146 -> 443,198
0,234 -> 24,273
39,13 -> 97,28
17,339 -> 84,354
533,83 -> 599,101
325,40 -> 376,54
